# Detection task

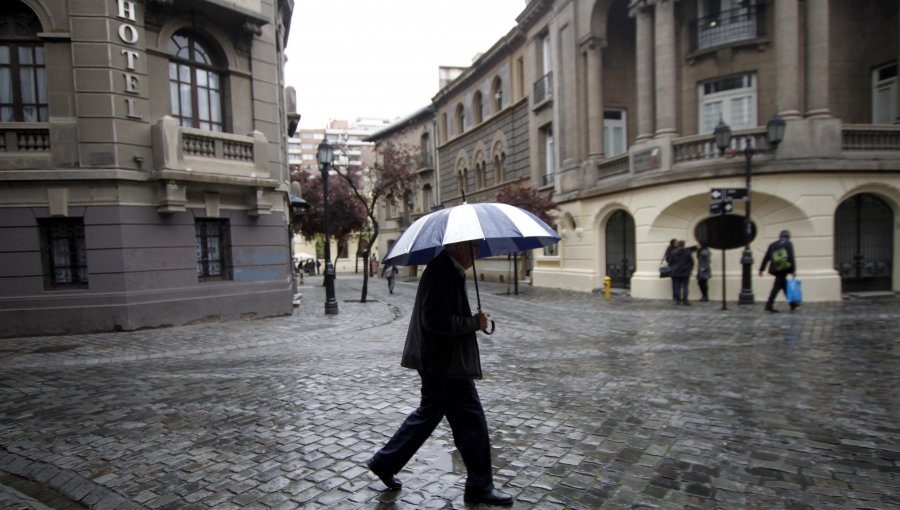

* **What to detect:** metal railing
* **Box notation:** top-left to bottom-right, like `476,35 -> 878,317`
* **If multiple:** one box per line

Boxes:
689,3 -> 766,53
533,71 -> 553,104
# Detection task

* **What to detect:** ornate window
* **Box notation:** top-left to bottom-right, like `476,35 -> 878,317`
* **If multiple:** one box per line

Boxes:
169,31 -> 224,131
195,218 -> 232,281
0,2 -> 47,122
39,218 -> 88,290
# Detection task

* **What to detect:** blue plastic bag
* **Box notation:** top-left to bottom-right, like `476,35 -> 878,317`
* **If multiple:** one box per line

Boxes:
786,278 -> 802,304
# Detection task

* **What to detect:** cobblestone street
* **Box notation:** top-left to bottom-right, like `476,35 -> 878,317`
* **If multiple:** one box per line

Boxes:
1,274 -> 898,509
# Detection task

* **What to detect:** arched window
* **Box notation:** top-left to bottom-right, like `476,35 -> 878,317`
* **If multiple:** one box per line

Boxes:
455,103 -> 465,134
493,155 -> 504,185
169,31 -> 224,131
473,90 -> 483,124
491,76 -> 503,113
0,2 -> 47,122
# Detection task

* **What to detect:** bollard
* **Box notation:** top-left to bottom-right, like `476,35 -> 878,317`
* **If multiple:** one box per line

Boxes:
603,276 -> 612,302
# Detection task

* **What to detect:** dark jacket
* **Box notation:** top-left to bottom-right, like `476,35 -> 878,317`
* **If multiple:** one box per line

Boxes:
670,246 -> 697,278
759,238 -> 796,276
696,247 -> 712,280
400,251 -> 483,379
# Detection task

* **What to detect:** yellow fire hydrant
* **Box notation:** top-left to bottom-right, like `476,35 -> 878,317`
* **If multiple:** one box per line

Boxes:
603,275 -> 612,302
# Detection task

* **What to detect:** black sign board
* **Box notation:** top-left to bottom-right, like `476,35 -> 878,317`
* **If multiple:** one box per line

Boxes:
709,199 -> 734,215
695,214 -> 757,250
710,187 -> 748,201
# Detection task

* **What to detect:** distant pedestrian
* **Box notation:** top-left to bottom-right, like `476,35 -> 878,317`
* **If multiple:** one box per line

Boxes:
759,230 -> 797,312
370,254 -> 379,278
663,238 -> 677,265
316,259 -> 321,275
670,240 -> 699,305
383,264 -> 398,294
696,244 -> 711,302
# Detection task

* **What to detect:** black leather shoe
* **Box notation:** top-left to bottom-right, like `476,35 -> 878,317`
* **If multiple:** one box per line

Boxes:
464,488 -> 513,506
366,458 -> 401,491
765,307 -> 779,313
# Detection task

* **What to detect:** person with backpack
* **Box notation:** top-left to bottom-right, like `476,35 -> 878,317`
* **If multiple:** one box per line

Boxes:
758,230 -> 798,313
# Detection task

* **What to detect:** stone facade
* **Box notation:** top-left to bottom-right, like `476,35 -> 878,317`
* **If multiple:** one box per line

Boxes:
0,0 -> 296,336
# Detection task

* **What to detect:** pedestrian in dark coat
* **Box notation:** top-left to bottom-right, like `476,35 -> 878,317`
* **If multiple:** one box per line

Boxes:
696,244 -> 712,302
664,238 -> 677,265
367,242 -> 513,506
759,230 -> 797,312
670,240 -> 698,305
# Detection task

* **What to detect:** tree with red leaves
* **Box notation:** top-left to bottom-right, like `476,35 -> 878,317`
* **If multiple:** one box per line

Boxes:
495,185 -> 557,226
290,167 -> 367,266
331,141 -> 418,302
495,185 -> 558,294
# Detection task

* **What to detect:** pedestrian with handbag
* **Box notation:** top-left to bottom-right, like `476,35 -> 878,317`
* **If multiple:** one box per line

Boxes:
759,230 -> 798,312
670,240 -> 699,305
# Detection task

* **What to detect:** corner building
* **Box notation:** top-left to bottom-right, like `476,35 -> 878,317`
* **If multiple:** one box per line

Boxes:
524,0 -> 900,301
0,0 -> 296,336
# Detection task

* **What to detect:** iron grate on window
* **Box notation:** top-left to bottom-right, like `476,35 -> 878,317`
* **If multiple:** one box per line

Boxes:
39,218 -> 88,290
195,218 -> 232,281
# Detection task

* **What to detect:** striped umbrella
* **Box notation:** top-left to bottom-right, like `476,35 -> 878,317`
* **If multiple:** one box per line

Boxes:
382,202 -> 560,267
382,202 -> 560,333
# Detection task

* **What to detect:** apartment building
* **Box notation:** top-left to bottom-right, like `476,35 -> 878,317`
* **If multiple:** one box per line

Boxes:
0,0 -> 297,336
371,0 -> 900,302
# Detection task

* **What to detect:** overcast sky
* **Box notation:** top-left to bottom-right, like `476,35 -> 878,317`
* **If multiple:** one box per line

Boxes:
285,0 -> 527,130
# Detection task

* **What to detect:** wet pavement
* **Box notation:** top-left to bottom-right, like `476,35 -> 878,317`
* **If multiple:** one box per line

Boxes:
1,273 -> 898,509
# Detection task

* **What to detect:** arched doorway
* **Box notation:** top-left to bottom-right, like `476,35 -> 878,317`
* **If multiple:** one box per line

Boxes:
605,210 -> 635,289
834,193 -> 894,292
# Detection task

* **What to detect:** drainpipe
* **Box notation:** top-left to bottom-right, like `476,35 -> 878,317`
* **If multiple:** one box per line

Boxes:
432,118 -> 440,208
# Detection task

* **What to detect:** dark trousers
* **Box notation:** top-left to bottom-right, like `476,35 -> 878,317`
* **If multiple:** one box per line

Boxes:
387,276 -> 396,293
672,277 -> 689,303
766,273 -> 789,309
698,278 -> 709,300
371,373 -> 493,494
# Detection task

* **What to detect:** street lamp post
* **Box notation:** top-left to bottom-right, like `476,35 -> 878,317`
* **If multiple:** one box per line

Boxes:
714,114 -> 785,305
317,141 -> 339,315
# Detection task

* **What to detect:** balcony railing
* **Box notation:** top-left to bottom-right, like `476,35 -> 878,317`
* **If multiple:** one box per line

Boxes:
533,71 -> 553,105
152,116 -> 269,181
672,127 -> 769,163
540,172 -> 554,187
842,124 -> 900,152
0,123 -> 50,153
689,3 -> 766,53
417,153 -> 434,169
152,116 -> 273,213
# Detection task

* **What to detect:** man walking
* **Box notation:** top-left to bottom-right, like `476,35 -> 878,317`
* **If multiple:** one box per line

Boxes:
759,230 -> 798,312
670,240 -> 698,305
367,241 -> 513,506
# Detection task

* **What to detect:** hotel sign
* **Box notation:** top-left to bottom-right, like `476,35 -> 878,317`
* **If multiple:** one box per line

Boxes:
116,0 -> 143,119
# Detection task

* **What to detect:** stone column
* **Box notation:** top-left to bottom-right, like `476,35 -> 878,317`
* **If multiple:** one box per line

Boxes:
805,0 -> 830,117
585,37 -> 605,157
775,0 -> 802,118
654,0 -> 677,136
632,1 -> 654,141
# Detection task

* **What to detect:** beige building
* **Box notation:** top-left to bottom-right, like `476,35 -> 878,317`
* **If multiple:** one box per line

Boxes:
0,0 -> 298,336
372,0 -> 900,303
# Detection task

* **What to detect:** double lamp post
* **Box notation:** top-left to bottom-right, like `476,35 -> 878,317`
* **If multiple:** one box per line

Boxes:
713,113 -> 785,305
317,141 -> 339,315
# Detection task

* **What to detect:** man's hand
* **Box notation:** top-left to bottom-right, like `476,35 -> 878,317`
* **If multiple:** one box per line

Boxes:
477,312 -> 491,331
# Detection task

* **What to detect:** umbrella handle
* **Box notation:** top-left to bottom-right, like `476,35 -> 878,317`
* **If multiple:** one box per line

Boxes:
469,241 -> 494,334
482,319 -> 495,335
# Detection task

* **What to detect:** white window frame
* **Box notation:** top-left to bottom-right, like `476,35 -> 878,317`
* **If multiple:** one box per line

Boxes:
603,109 -> 627,157
698,74 -> 757,134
